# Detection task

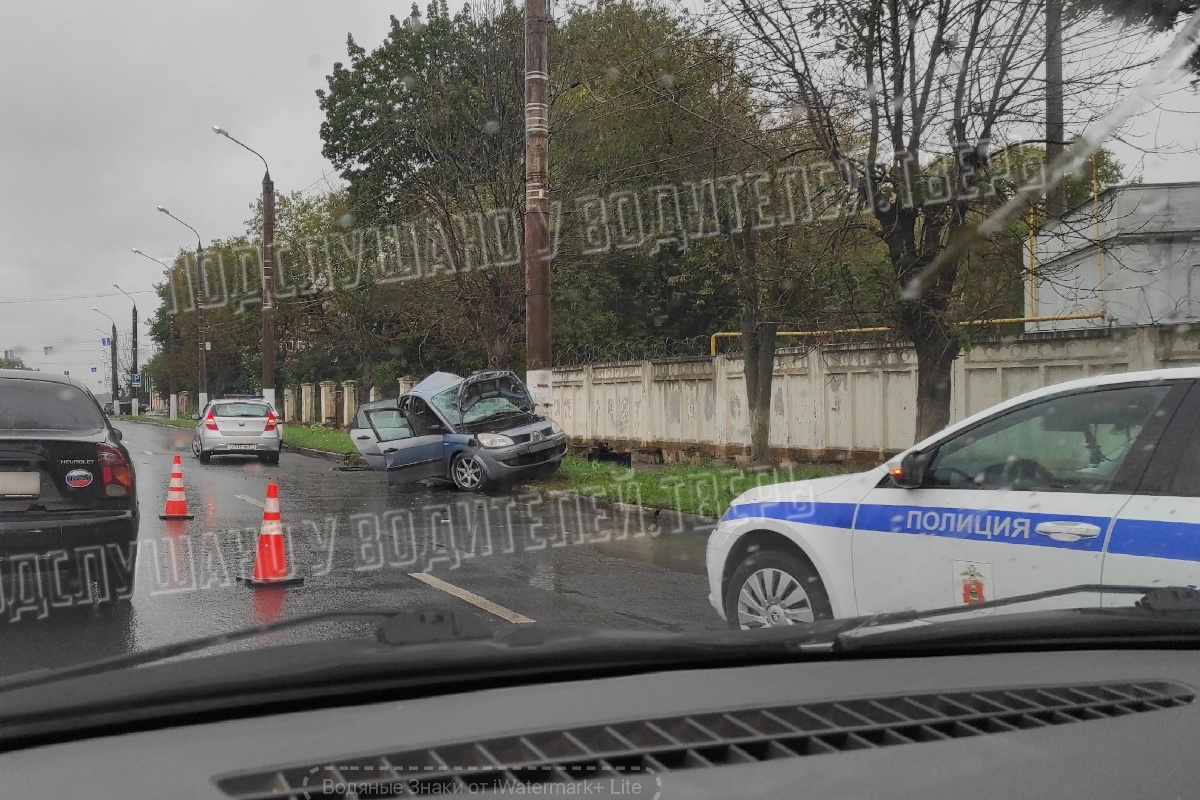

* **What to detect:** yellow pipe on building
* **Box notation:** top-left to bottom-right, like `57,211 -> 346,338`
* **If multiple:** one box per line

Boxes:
709,312 -> 1106,355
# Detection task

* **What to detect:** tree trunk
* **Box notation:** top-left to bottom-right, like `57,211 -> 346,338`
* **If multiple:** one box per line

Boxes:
743,320 -> 778,466
912,332 -> 960,441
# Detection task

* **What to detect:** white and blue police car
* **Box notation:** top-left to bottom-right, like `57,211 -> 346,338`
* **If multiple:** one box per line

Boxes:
708,367 -> 1200,628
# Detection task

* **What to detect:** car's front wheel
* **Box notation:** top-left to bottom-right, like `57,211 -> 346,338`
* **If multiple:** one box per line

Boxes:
723,548 -> 832,630
450,453 -> 488,492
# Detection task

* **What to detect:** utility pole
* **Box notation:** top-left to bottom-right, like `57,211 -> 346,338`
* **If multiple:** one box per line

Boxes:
262,170 -> 276,410
197,244 -> 208,409
524,0 -> 552,411
109,324 -> 119,409
169,313 -> 178,418
1045,0 -> 1065,218
158,206 -> 208,409
213,126 -> 276,410
113,284 -> 138,415
132,248 -> 179,418
93,310 -> 120,411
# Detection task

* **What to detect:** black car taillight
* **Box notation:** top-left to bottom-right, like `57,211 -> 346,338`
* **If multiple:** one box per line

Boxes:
96,442 -> 132,498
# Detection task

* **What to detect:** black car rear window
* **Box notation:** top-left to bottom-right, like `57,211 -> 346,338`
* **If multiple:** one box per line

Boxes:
213,402 -> 270,418
0,379 -> 105,432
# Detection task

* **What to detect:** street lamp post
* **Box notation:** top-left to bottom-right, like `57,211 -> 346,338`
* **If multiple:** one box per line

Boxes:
214,125 -> 277,410
92,308 -> 119,411
157,207 -> 208,409
133,248 -> 179,418
113,283 -> 138,416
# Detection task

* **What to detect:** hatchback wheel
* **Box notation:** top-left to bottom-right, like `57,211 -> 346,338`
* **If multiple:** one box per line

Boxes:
451,453 -> 487,491
723,549 -> 832,630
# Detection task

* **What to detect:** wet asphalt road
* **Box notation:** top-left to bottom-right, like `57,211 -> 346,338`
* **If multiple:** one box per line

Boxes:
0,421 -> 723,677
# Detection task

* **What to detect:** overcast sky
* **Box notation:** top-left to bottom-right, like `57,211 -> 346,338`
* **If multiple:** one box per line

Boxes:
2,2 -> 1199,386
0,1 -> 401,383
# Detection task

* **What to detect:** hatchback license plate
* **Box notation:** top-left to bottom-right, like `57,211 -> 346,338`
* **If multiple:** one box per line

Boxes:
0,472 -> 40,497
229,444 -> 257,451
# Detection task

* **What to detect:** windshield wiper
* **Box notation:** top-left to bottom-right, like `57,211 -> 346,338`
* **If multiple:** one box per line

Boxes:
0,606 -> 496,694
815,584 -> 1200,653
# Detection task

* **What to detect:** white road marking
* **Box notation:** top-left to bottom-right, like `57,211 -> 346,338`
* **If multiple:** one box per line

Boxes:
142,450 -> 154,455
408,572 -> 534,624
236,494 -> 266,509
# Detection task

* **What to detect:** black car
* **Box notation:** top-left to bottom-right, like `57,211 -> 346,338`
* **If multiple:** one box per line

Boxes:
0,370 -> 138,615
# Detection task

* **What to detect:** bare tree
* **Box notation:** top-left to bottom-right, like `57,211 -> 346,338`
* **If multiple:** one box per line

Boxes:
721,0 -> 1153,439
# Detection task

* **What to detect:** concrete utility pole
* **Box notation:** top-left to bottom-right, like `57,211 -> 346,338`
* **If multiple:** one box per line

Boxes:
524,0 -> 553,411
158,206 -> 208,409
132,248 -> 179,418
1045,0 -> 1065,218
113,284 -> 138,415
93,309 -> 119,409
213,126 -> 277,410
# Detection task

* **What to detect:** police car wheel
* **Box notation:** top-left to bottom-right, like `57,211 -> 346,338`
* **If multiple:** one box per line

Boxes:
724,550 -> 832,630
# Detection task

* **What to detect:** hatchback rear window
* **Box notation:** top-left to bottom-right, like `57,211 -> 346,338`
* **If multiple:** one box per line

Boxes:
212,403 -> 271,418
0,379 -> 105,432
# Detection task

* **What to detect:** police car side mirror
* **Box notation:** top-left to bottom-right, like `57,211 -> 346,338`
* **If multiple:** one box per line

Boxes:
891,451 -> 931,489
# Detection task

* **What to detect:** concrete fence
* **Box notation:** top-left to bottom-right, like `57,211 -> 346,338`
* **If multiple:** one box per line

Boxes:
545,325 -> 1200,464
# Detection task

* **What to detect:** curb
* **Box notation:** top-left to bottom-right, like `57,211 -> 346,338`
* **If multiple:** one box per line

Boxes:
534,488 -> 719,534
116,418 -> 362,467
281,443 -> 357,465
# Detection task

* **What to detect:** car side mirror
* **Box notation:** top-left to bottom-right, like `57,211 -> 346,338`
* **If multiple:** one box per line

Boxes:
112,428 -> 123,441
191,413 -> 200,421
891,451 -> 931,489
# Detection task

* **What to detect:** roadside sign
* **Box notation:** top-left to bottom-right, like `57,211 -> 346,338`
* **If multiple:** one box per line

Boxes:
43,346 -> 53,355
2,349 -> 12,359
90,367 -> 97,373
63,370 -> 69,376
131,373 -> 142,387
101,337 -> 111,347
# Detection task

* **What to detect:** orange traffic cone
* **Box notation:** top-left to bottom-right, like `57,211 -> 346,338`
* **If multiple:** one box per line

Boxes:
239,482 -> 303,588
158,454 -> 195,520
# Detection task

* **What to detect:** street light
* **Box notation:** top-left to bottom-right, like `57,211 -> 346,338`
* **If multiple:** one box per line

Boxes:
214,124 -> 277,410
92,308 -> 119,408
157,206 -> 209,409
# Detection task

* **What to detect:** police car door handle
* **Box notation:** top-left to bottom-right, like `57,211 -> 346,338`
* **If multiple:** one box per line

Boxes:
1034,521 -> 1102,542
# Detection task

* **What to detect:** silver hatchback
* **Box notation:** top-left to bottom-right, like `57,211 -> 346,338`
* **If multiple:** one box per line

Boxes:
191,399 -> 282,464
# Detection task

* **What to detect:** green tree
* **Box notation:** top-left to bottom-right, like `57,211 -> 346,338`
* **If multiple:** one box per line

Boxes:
724,0 -> 1148,440
0,356 -> 27,370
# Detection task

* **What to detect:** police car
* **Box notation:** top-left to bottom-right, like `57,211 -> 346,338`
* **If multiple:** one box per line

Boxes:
708,367 -> 1200,628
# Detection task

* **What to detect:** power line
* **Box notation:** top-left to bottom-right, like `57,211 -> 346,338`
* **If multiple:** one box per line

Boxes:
0,289 -> 157,306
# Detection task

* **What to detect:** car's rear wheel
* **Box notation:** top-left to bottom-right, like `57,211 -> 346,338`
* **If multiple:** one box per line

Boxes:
723,549 -> 832,630
450,453 -> 488,491
198,449 -> 211,464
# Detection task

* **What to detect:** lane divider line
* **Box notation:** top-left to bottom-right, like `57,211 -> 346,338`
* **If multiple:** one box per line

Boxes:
408,572 -> 534,624
236,494 -> 266,509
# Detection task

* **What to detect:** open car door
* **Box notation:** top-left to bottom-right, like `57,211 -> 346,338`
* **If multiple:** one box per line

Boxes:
366,407 -> 445,485
351,399 -> 396,471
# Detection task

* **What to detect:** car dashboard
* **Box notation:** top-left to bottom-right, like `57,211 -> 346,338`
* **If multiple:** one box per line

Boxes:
2,647 -> 1199,798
